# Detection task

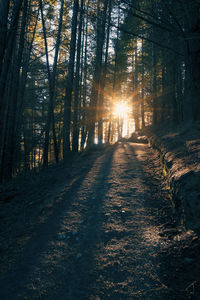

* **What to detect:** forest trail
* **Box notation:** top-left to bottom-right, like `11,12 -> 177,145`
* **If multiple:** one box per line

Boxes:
0,142 -> 197,299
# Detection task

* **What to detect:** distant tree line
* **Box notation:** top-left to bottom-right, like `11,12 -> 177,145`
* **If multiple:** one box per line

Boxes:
0,0 -> 199,182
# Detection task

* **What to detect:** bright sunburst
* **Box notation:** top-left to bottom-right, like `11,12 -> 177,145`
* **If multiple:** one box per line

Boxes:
112,101 -> 133,138
113,102 -> 129,117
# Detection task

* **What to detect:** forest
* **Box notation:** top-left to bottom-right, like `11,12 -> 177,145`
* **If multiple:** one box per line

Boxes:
0,0 -> 199,181
0,0 -> 200,298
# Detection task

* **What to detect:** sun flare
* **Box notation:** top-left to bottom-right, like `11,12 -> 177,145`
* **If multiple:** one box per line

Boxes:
113,102 -> 129,117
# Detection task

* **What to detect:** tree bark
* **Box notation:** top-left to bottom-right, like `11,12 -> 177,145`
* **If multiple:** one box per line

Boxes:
63,0 -> 79,160
0,0 -> 23,106
1,0 -> 27,180
87,0 -> 109,147
0,0 -> 23,178
72,0 -> 84,153
98,0 -> 112,145
80,0 -> 89,150
152,40 -> 158,126
40,0 -> 64,166
0,0 -> 10,76
141,40 -> 145,128
184,2 -> 200,122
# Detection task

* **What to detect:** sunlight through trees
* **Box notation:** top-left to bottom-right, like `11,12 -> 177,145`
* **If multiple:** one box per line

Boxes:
0,0 -> 199,181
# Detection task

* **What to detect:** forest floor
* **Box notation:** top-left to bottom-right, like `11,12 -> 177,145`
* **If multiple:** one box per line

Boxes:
0,140 -> 200,299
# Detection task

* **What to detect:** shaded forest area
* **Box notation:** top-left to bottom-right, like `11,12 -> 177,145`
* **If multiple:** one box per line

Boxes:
0,0 -> 200,182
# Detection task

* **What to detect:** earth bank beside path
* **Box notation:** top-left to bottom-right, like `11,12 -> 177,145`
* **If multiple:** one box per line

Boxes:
144,123 -> 200,232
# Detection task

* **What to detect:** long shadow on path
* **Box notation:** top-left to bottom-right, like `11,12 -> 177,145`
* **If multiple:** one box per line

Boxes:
0,146 -> 116,299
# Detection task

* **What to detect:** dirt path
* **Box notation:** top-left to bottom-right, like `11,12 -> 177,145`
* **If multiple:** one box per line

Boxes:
0,142 -> 199,299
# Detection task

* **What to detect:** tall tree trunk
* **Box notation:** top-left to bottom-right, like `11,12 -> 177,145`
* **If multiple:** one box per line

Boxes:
63,0 -> 79,159
87,0 -> 109,147
177,61 -> 183,122
133,46 -> 140,131
177,0 -> 200,122
0,0 -> 23,106
72,0 -> 84,153
39,0 -> 53,167
16,8 -> 39,132
141,40 -> 145,128
172,59 -> 178,124
152,41 -> 158,126
185,42 -> 200,121
108,15 -> 119,142
97,0 -> 110,145
50,0 -> 64,161
40,0 -> 64,166
0,0 -> 10,76
0,0 -> 23,179
98,0 -> 112,145
80,0 -> 89,150
105,0 -> 112,144
1,0 -> 28,180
